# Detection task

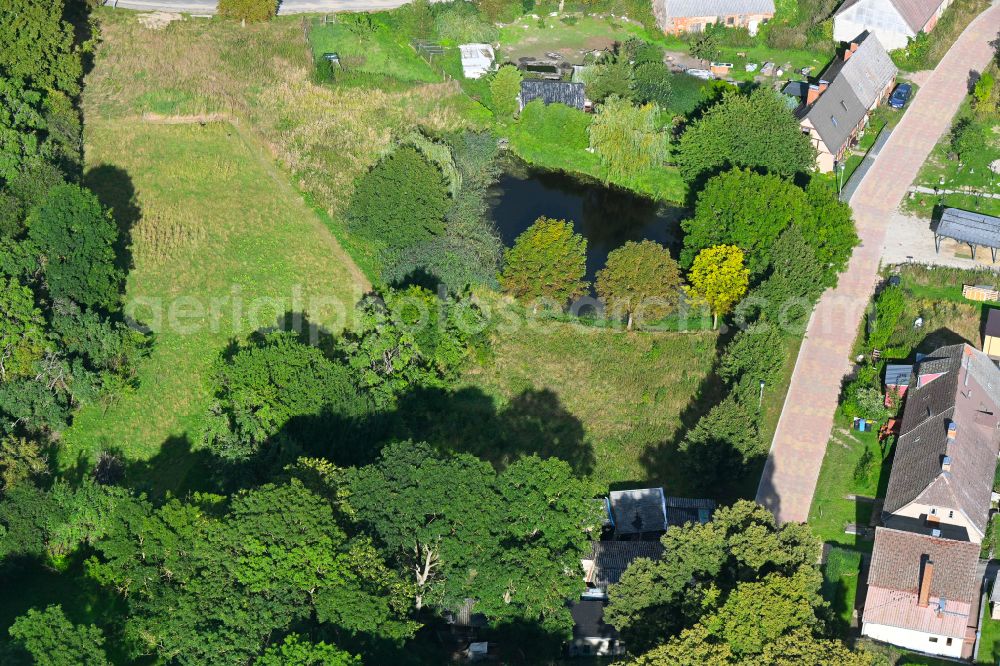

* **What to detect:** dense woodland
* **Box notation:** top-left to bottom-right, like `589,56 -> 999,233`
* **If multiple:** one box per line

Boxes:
0,0 -> 897,664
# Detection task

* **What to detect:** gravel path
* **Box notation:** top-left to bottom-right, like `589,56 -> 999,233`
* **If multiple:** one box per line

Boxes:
755,3 -> 1000,524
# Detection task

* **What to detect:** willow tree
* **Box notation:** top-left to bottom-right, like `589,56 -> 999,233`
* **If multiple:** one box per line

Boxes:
588,96 -> 666,184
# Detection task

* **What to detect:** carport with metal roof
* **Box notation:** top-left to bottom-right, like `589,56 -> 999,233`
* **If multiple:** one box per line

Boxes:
934,207 -> 1000,261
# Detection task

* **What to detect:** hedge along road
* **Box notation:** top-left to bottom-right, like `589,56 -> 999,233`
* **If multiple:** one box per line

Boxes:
755,1 -> 1000,525
106,0 -> 433,13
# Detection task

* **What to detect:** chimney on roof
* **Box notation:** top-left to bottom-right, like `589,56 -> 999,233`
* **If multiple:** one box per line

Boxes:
844,41 -> 860,62
818,79 -> 829,94
947,422 -> 957,440
941,455 -> 952,472
918,558 -> 934,608
806,84 -> 821,105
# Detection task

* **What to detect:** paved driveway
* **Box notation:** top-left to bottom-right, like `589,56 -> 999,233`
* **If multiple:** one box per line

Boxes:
755,3 -> 1000,524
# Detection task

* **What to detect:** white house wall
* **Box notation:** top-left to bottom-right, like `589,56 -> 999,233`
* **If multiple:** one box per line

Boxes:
834,0 -> 913,50
885,500 -> 983,543
862,622 -> 964,658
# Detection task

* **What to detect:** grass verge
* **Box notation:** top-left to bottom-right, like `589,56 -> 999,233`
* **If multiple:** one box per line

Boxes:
63,120 -> 368,495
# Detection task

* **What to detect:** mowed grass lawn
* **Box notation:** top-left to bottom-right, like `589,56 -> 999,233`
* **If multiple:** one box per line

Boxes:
62,120 -> 367,494
463,323 -> 718,489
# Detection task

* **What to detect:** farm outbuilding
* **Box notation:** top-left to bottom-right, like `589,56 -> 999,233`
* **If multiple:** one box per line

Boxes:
934,208 -> 1000,262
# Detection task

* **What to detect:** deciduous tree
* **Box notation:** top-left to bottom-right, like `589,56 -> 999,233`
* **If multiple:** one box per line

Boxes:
500,217 -> 588,309
676,88 -> 816,183
596,240 -> 682,330
633,63 -> 673,107
686,245 -> 749,329
0,277 -> 49,382
680,169 -> 812,276
347,145 -> 450,265
6,605 -> 109,666
589,96 -> 666,183
490,65 -> 523,119
0,0 -> 82,96
28,184 -> 122,310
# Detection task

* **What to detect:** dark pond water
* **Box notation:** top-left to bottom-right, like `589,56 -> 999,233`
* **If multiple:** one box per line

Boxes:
489,161 -> 686,282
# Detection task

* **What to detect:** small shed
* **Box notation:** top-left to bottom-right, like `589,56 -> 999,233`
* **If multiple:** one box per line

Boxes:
934,208 -> 1000,262
884,363 -> 913,405
606,488 -> 667,536
518,80 -> 585,111
459,43 -> 494,79
984,309 -> 1000,359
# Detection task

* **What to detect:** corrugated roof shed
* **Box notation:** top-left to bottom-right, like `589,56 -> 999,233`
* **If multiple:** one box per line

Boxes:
885,363 -> 914,386
665,496 -> 716,526
571,599 -> 619,640
936,208 -> 1000,250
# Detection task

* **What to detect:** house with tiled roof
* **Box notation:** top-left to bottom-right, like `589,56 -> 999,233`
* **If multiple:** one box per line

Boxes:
861,343 -> 1000,658
834,0 -> 956,51
862,527 -> 980,658
796,31 -> 897,172
652,0 -> 775,36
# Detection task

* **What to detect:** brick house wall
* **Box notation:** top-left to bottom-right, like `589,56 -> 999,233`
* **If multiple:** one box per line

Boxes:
663,12 -> 773,35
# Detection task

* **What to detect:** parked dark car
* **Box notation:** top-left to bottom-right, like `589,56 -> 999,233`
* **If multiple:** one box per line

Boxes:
889,83 -> 912,109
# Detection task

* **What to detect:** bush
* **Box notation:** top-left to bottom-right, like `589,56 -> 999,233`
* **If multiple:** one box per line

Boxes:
347,145 -> 450,268
217,0 -> 278,22
433,2 -> 499,43
516,100 -> 590,150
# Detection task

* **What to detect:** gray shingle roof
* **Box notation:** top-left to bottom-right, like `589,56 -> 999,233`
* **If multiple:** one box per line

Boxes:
587,541 -> 664,587
607,488 -> 667,535
804,32 -> 896,154
868,527 -> 980,603
805,77 -> 865,156
837,33 -> 897,108
936,208 -> 1000,250
571,599 -> 619,640
658,0 -> 775,19
665,496 -> 716,526
882,344 -> 1000,537
519,80 -> 585,110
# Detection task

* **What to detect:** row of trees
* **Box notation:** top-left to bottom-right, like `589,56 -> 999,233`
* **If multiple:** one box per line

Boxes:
0,1 -> 151,485
498,216 -> 749,330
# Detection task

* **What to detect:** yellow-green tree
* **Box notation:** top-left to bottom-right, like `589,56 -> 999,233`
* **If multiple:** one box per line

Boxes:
686,245 -> 749,329
595,240 -> 682,330
588,95 -> 666,184
500,217 -> 588,310
490,65 -> 523,120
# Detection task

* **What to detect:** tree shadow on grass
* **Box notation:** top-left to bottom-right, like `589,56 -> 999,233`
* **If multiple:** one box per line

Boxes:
83,164 -> 141,275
